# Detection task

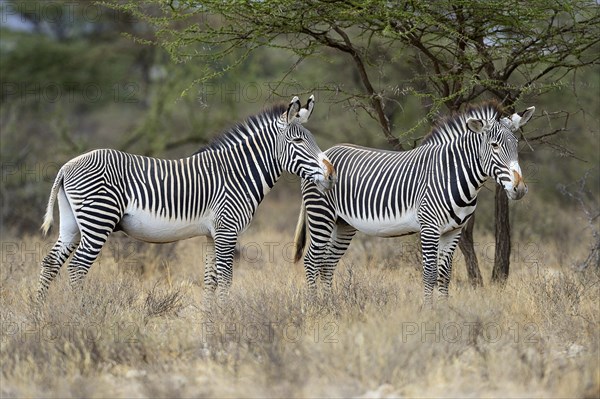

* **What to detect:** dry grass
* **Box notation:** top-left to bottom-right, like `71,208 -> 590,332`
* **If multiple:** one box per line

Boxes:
1,191 -> 599,398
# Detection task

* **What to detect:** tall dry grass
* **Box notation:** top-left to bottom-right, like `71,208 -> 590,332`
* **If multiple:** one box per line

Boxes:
1,189 -> 598,398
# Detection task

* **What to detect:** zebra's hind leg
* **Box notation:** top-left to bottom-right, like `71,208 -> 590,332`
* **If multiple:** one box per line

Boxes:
65,201 -> 120,291
37,188 -> 80,301
319,220 -> 356,296
38,239 -> 78,301
66,233 -> 111,291
436,228 -> 462,300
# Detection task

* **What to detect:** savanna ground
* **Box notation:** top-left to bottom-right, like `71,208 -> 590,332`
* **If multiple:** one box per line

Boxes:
1,180 -> 598,399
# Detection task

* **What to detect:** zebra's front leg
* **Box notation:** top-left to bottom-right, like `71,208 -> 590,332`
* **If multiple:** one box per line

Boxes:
213,231 -> 237,303
303,242 -> 325,298
203,237 -> 217,293
303,222 -> 337,299
437,228 -> 462,300
319,221 -> 356,295
201,237 -> 218,309
302,197 -> 337,299
420,226 -> 440,308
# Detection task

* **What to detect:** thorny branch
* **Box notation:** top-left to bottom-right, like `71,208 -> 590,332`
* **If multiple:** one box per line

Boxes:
558,170 -> 600,270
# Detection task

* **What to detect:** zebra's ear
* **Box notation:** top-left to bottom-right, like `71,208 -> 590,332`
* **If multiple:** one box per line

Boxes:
466,117 -> 485,134
511,106 -> 535,131
502,106 -> 535,132
287,96 -> 302,124
297,95 -> 315,124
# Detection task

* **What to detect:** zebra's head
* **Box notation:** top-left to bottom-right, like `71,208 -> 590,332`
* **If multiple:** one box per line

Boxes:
278,95 -> 336,192
468,106 -> 535,200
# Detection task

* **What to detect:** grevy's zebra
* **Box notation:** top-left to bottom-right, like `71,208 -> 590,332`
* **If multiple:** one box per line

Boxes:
293,102 -> 534,305
39,95 -> 335,300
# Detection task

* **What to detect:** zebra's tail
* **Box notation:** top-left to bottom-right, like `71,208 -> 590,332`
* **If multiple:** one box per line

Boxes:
41,167 -> 65,236
293,204 -> 307,263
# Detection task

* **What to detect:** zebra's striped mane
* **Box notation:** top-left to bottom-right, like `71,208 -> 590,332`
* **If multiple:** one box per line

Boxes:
421,101 -> 506,146
194,104 -> 287,155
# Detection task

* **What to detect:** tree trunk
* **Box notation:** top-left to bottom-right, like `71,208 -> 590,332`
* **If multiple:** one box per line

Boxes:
492,184 -> 511,283
458,215 -> 483,287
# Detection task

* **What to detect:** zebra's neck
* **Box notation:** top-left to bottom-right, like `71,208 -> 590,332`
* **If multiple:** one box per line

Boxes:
195,123 -> 283,205
445,135 -> 488,200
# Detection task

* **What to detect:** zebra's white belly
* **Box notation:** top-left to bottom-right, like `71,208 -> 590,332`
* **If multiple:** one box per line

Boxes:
340,210 -> 421,237
118,207 -> 213,243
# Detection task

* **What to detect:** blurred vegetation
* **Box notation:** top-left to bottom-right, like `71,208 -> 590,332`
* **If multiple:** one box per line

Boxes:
0,1 -> 598,270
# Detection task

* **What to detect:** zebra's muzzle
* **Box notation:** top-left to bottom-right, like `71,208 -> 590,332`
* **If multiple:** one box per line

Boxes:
313,157 -> 337,193
506,170 -> 527,200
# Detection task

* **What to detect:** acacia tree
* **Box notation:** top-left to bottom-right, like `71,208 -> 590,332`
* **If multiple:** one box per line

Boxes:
115,0 -> 600,284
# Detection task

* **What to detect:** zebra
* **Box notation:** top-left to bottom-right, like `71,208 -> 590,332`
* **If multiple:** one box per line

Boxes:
293,101 -> 534,305
38,95 -> 336,301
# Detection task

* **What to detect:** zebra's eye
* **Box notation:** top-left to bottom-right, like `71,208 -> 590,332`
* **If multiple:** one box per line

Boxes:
292,137 -> 304,144
491,142 -> 500,150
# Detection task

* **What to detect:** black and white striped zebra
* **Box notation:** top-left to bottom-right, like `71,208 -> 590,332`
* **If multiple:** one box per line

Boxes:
38,95 -> 336,300
293,102 -> 534,305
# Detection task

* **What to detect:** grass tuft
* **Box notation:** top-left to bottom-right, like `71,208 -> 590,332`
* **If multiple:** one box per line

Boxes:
1,195 -> 598,397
